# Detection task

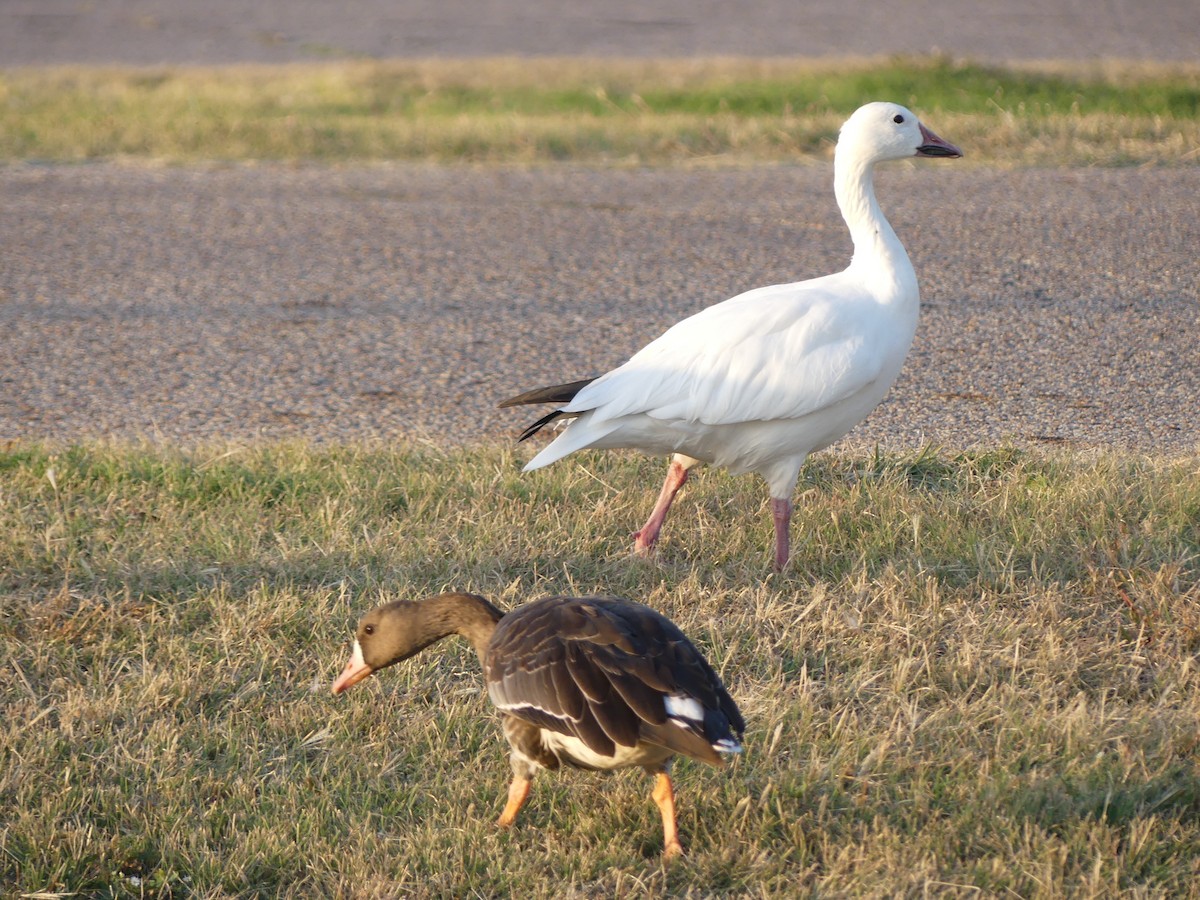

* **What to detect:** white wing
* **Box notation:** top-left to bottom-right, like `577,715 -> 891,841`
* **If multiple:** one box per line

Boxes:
564,274 -> 892,428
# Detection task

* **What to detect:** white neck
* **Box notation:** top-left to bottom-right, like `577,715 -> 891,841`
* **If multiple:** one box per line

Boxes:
833,148 -> 917,300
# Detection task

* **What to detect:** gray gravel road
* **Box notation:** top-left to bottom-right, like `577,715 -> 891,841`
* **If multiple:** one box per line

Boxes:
3,1 -> 1198,455
4,0 -> 1198,64
3,162 -> 1197,454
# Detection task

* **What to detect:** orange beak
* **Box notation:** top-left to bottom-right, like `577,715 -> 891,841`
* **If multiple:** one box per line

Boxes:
331,640 -> 373,695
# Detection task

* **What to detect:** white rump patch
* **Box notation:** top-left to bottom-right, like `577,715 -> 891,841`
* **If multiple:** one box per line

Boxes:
712,737 -> 743,754
664,693 -> 705,724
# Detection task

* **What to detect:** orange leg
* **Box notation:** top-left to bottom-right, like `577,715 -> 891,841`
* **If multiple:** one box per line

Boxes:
497,775 -> 531,828
651,772 -> 684,859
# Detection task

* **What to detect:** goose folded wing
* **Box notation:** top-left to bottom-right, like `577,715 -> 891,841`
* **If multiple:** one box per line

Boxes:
565,282 -> 888,428
487,597 -> 742,763
485,599 -> 639,755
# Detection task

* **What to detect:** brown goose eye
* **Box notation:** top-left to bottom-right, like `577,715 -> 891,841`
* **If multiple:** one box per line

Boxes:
893,114 -> 904,124
364,624 -> 375,636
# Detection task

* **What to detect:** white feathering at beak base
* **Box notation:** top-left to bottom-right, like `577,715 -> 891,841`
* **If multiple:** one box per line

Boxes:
331,639 -> 373,695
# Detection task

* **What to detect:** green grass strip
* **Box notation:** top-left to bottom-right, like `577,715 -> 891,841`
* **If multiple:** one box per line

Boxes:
2,56 -> 1198,165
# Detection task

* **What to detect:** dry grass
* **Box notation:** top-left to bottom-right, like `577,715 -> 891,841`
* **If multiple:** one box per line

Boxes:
2,441 -> 1199,897
1,56 -> 1198,166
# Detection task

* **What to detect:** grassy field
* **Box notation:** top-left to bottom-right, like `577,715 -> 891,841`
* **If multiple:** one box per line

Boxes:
2,56 -> 1199,166
2,441 -> 1199,897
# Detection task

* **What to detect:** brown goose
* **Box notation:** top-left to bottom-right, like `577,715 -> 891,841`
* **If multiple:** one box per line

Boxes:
331,592 -> 745,858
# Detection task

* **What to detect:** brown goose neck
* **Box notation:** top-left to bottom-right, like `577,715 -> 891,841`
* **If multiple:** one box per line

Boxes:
426,592 -> 504,664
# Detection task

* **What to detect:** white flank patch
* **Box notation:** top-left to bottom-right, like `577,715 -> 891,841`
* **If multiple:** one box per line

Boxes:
540,731 -> 672,770
713,737 -> 743,754
664,693 -> 705,724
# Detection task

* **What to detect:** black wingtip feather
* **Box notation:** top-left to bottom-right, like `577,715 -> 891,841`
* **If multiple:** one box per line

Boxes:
497,378 -> 596,409
517,409 -> 568,443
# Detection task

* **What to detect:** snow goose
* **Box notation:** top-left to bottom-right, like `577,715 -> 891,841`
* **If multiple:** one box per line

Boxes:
332,592 -> 744,859
500,102 -> 961,570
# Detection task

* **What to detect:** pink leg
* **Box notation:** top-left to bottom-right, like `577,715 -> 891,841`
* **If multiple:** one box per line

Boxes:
634,459 -> 689,556
770,497 -> 792,572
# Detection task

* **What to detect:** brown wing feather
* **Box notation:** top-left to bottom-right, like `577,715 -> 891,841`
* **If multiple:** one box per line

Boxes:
564,642 -> 609,702
640,722 -> 723,766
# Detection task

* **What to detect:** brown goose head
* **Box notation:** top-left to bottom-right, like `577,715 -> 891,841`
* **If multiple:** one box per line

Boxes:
331,592 -> 504,694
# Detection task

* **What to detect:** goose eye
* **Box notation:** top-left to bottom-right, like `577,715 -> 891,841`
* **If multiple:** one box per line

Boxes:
893,114 -> 905,124
364,624 -> 375,636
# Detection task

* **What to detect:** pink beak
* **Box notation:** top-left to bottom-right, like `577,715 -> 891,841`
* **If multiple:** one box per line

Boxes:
331,640 -> 373,694
916,123 -> 963,158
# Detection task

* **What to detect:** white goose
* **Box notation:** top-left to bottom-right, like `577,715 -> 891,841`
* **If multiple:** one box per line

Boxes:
500,102 -> 962,570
